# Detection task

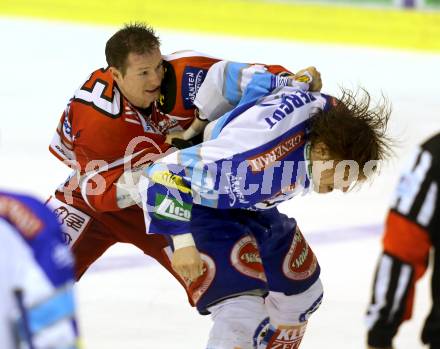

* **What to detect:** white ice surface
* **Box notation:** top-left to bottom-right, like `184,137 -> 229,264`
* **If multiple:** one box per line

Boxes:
0,17 -> 439,348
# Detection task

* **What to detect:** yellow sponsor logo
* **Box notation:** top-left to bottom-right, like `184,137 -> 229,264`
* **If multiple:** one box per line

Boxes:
151,170 -> 191,194
294,74 -> 311,83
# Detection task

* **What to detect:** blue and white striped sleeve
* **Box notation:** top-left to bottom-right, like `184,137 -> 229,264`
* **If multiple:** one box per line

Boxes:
194,61 -> 310,121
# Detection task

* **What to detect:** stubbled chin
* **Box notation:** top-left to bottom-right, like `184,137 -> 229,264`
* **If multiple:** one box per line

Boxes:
138,94 -> 157,107
135,99 -> 152,109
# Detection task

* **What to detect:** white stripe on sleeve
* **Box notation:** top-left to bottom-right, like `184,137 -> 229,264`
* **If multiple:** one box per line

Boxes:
417,182 -> 438,226
388,264 -> 412,322
366,254 -> 392,330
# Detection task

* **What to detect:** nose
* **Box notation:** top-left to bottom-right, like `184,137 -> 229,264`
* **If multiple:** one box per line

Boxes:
150,70 -> 162,87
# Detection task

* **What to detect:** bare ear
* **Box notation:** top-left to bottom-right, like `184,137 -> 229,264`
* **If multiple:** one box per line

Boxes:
109,67 -> 122,82
311,141 -> 332,160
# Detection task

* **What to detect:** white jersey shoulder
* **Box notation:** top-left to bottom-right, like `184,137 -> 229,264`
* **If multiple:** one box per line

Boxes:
162,50 -> 218,61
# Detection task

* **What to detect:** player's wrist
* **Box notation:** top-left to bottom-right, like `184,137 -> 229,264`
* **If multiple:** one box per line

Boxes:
171,233 -> 196,249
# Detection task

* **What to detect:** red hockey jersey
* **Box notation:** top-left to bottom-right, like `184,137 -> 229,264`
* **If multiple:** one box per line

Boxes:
49,51 -> 290,212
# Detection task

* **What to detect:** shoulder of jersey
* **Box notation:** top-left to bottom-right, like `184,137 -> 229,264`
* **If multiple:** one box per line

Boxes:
158,51 -> 220,117
162,50 -> 219,61
72,67 -> 128,120
75,68 -> 117,100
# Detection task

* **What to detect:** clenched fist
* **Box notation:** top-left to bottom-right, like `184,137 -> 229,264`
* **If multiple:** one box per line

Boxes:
293,66 -> 322,92
171,245 -> 204,282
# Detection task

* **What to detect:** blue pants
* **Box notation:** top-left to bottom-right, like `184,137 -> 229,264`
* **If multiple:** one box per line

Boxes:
189,205 -> 320,313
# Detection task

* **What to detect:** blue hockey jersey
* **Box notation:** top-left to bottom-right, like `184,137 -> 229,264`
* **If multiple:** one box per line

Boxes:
140,61 -> 332,236
0,191 -> 79,349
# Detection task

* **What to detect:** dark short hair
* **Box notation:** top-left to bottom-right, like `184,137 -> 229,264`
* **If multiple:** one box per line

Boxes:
105,22 -> 160,75
309,88 -> 392,179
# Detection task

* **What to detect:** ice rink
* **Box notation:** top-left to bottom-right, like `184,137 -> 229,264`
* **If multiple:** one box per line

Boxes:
1,17 -> 439,348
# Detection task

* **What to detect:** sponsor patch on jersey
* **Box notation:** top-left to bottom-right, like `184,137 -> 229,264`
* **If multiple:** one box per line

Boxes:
184,253 -> 216,305
282,227 -> 318,281
225,172 -> 249,207
247,131 -> 305,173
150,171 -> 191,194
0,197 -> 43,238
154,194 -> 191,222
182,66 -> 208,109
63,118 -> 72,137
293,72 -> 312,84
265,324 -> 306,349
46,196 -> 91,246
231,235 -> 267,282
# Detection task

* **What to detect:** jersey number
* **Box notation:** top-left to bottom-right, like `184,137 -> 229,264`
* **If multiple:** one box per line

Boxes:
74,80 -> 121,118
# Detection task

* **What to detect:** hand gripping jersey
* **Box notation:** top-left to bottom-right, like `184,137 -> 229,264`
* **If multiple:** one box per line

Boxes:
49,51 -> 220,212
141,61 -> 333,236
366,133 -> 440,348
0,192 -> 78,349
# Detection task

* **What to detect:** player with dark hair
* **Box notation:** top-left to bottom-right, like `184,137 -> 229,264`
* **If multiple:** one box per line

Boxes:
366,132 -> 440,349
142,60 -> 392,348
105,22 -> 161,76
48,23 -> 219,282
